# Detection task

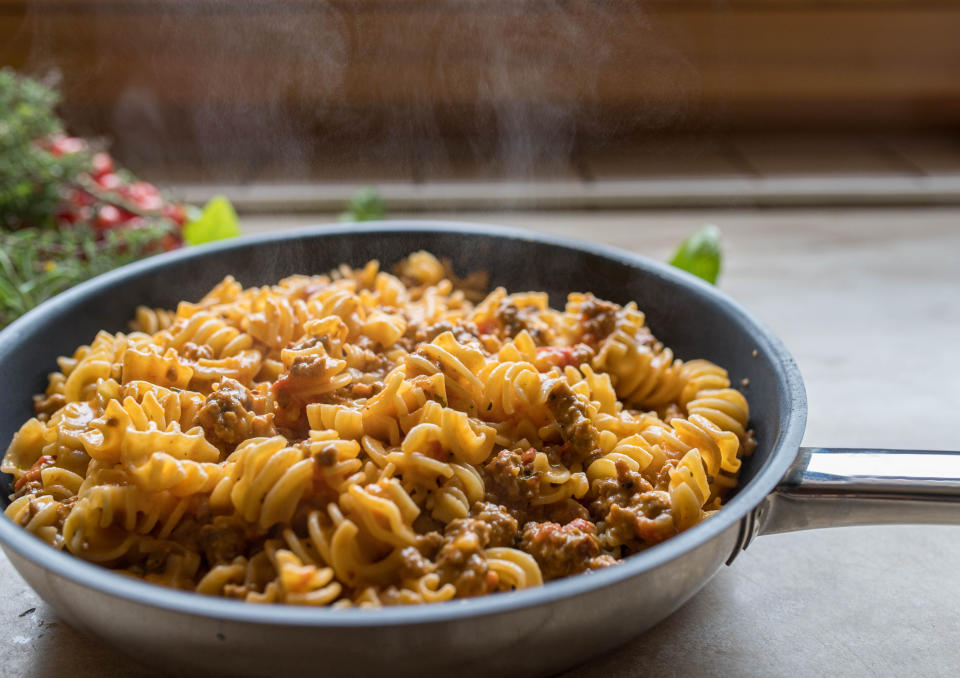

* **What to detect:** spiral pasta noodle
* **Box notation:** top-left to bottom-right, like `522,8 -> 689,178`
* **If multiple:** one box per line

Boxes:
3,251 -> 754,606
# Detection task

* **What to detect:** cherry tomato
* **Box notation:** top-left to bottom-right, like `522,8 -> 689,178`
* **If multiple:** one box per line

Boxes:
162,203 -> 187,226
96,172 -> 122,191
126,182 -> 163,211
67,188 -> 94,207
96,204 -> 125,229
476,319 -> 497,335
48,134 -> 85,156
91,152 -> 114,178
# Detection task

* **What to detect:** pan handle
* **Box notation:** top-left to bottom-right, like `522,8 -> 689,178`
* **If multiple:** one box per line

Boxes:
757,447 -> 960,536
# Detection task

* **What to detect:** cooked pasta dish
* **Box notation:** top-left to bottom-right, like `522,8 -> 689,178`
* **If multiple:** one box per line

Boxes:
3,252 -> 753,606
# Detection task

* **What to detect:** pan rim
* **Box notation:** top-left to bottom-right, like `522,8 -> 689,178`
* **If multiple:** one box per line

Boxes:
0,220 -> 807,627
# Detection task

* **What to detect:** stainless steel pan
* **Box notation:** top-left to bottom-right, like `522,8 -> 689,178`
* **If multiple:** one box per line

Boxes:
0,223 -> 956,678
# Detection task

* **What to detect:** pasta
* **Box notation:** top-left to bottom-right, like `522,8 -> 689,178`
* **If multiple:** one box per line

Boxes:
2,251 -> 755,606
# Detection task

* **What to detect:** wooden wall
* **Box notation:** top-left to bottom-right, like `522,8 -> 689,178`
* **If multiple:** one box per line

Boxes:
3,0 -> 959,180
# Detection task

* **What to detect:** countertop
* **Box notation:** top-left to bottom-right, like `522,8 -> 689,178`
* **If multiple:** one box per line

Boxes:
1,207 -> 958,678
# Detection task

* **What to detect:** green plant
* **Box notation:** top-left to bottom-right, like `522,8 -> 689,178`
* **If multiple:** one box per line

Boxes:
183,195 -> 241,245
669,225 -> 722,284
0,69 -> 93,229
339,186 -> 384,222
0,224 -> 175,329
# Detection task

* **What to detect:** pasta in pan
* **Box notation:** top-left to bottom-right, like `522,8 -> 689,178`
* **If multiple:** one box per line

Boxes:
2,251 -> 754,606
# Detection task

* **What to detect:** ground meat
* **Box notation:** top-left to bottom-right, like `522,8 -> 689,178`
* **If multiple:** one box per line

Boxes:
546,382 -> 599,465
526,498 -> 590,525
398,545 -> 434,579
289,354 -> 339,380
603,492 -> 676,549
494,300 -> 545,342
199,517 -> 248,566
519,519 -> 613,581
272,353 -> 347,430
180,341 -> 214,361
471,501 -> 519,547
567,342 -> 596,366
420,321 -> 455,343
349,382 -> 380,398
349,339 -> 392,374
198,378 -> 255,447
32,393 -> 66,419
495,301 -> 524,337
313,444 -> 338,467
435,519 -> 493,597
400,321 -> 482,351
288,335 -> 323,352
535,343 -> 596,370
414,531 -> 444,559
579,295 -> 620,343
482,448 -> 540,511
13,455 -> 55,494
481,449 -> 592,526
587,459 -> 654,521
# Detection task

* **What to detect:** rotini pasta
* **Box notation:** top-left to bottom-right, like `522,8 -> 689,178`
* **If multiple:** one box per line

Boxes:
2,251 -> 754,606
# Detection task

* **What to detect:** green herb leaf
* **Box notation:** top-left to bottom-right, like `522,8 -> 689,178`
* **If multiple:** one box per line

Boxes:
669,225 -> 722,284
183,196 -> 241,246
339,187 -> 384,222
0,223 -> 173,329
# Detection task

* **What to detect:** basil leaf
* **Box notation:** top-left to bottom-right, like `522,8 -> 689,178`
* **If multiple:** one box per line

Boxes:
339,187 -> 384,222
669,225 -> 722,284
183,196 -> 241,246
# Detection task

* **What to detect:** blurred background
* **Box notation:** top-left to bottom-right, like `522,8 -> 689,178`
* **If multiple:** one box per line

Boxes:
3,0 -> 960,211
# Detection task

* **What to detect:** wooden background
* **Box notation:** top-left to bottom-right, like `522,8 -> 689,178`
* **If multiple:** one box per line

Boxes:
3,0 -> 960,181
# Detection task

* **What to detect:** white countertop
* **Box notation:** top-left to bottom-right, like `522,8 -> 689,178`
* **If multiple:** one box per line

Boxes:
2,207 -> 958,678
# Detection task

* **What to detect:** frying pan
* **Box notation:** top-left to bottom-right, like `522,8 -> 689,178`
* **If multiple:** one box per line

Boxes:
0,222 -> 956,678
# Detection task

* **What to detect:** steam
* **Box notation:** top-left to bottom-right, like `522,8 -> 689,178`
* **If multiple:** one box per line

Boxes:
11,0 -> 697,188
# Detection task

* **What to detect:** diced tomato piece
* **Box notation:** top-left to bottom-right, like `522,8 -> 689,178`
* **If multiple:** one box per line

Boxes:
476,319 -> 497,335
536,345 -> 578,368
272,375 -> 291,395
565,518 -> 596,534
14,455 -> 56,492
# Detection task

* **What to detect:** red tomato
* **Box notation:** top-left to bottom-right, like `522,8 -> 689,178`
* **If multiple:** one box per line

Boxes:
162,203 -> 187,226
96,172 -> 122,191
536,345 -> 578,368
68,188 -> 94,207
96,205 -> 125,229
91,152 -> 114,178
126,182 -> 163,211
48,134 -> 85,156
476,319 -> 497,335
14,455 -> 56,492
